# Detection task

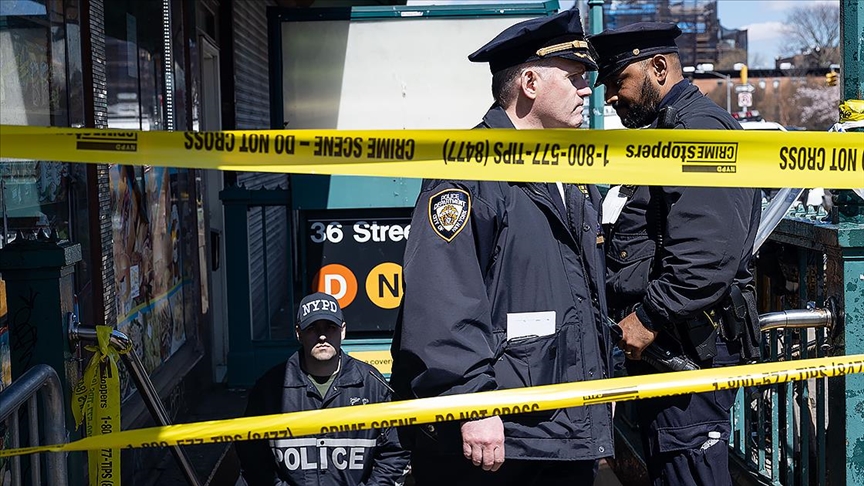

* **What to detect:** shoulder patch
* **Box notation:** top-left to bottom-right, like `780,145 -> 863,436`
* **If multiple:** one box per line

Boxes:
428,188 -> 471,242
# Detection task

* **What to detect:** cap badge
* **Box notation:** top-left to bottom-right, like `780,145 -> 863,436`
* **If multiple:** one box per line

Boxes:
536,40 -> 589,57
429,189 -> 470,242
632,48 -> 640,55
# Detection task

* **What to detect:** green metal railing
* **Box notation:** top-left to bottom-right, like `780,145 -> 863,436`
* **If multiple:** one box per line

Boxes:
730,207 -> 864,486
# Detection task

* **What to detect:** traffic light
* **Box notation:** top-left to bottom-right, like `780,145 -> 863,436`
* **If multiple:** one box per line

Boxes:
826,71 -> 838,87
739,65 -> 748,86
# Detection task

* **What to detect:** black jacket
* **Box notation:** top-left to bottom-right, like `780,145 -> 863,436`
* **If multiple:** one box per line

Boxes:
606,82 -> 761,344
236,353 -> 410,486
390,105 -> 613,461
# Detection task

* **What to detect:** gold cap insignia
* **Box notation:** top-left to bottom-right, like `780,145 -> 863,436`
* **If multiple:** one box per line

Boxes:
536,40 -> 590,57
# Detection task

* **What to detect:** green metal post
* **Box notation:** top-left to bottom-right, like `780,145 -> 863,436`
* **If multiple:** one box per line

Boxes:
220,185 -> 295,387
841,236 -> 864,486
0,236 -> 84,485
835,1 -> 864,224
840,0 -> 863,105
588,0 -> 605,129
0,237 -> 81,427
839,3 -> 864,483
841,244 -> 864,486
220,186 -> 256,387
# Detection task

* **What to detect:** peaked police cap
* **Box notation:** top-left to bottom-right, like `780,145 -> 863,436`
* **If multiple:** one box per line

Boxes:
468,8 -> 597,74
589,22 -> 682,86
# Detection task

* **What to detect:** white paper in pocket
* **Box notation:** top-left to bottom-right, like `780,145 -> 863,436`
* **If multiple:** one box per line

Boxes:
506,311 -> 556,341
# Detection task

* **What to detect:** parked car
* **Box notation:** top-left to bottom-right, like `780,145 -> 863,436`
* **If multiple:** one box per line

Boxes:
739,120 -> 787,131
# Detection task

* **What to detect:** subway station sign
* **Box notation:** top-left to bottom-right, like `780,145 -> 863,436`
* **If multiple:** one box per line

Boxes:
301,208 -> 411,335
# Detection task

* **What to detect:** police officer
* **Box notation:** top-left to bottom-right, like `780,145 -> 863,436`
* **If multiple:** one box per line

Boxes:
390,9 -> 613,486
236,292 -> 410,486
589,23 -> 762,486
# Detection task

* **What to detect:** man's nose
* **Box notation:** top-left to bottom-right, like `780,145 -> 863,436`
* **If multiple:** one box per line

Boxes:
604,85 -> 618,104
575,76 -> 591,92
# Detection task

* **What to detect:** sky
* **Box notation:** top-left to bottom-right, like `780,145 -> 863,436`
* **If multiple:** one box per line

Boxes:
406,0 -> 841,68
715,0 -> 838,68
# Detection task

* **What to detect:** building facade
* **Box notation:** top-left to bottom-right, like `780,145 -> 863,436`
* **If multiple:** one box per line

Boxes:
0,0 -> 402,483
1,0 -> 208,483
603,0 -> 747,69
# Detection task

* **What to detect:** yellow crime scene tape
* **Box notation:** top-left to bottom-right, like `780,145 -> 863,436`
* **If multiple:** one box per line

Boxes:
71,326 -> 126,485
0,125 -> 861,188
1,354 -> 863,458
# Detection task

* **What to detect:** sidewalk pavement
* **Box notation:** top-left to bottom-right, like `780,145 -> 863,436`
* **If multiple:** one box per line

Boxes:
596,459 -> 625,486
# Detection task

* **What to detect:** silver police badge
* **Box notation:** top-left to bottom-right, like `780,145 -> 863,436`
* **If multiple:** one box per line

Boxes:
429,188 -> 470,242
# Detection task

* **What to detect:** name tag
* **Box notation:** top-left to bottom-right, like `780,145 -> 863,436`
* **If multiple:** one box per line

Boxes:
506,311 -> 556,341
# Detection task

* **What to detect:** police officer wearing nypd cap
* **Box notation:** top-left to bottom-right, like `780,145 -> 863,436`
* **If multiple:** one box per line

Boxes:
589,23 -> 762,486
237,292 -> 410,486
390,8 -> 613,485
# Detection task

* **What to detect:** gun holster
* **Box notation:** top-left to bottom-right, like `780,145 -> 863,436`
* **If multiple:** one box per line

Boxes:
719,285 -> 763,361
740,286 -> 763,361
719,286 -> 748,341
683,313 -> 718,361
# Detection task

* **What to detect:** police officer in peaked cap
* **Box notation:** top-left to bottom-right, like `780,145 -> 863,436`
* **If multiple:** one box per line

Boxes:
390,8 -> 614,486
590,22 -> 762,486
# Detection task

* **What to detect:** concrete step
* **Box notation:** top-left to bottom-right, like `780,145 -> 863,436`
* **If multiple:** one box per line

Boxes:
140,385 -> 247,486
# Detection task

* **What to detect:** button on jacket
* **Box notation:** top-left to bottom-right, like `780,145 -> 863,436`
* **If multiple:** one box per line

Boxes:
236,353 -> 410,486
390,105 -> 613,461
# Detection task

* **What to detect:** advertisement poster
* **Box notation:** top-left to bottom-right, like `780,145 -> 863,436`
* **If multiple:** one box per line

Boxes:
110,166 -> 191,399
0,279 -> 11,485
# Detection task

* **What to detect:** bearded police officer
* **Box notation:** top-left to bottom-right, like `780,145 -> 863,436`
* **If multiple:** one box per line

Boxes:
237,292 -> 410,486
589,23 -> 762,486
390,8 -> 613,486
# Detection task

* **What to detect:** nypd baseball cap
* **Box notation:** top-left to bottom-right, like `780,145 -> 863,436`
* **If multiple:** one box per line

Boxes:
296,292 -> 344,330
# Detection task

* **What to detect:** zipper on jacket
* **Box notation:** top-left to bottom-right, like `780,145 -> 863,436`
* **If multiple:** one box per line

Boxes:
525,184 -> 576,244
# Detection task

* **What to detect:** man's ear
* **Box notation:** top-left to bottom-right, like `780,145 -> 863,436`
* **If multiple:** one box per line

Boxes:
340,324 -> 346,341
295,326 -> 301,341
520,67 -> 540,100
651,55 -> 669,84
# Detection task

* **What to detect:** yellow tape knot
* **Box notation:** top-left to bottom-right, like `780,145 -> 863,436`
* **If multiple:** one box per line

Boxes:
72,326 -> 125,429
839,99 -> 864,123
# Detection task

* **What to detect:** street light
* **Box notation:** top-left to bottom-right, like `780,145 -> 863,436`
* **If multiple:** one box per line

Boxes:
683,64 -> 732,113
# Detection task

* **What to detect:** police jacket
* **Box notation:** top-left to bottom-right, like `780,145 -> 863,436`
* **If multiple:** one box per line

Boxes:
605,81 -> 761,354
236,353 -> 410,486
390,105 -> 613,461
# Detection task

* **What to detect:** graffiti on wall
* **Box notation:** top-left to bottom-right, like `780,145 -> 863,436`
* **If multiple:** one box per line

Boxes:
0,24 -> 58,125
